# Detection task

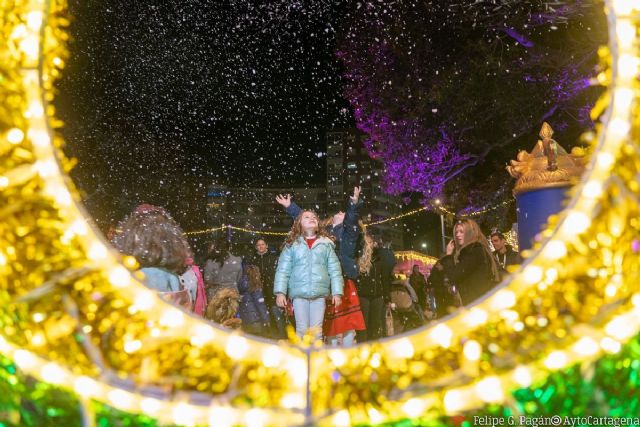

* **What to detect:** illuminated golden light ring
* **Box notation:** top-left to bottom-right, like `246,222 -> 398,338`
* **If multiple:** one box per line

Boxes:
0,0 -> 638,425
2,1 -> 307,424
310,0 -> 640,421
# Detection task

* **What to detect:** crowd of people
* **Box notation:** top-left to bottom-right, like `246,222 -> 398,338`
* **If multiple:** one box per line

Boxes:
109,192 -> 521,345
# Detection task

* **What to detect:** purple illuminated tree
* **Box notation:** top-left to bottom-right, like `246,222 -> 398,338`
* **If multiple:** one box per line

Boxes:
338,0 -> 605,226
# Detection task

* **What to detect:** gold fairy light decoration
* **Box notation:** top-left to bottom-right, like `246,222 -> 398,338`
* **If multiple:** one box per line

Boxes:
0,0 -> 639,426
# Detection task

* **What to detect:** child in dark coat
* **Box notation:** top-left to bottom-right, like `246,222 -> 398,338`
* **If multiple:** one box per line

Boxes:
238,265 -> 270,337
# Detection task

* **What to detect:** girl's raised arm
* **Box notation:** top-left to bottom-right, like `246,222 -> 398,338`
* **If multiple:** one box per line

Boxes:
327,246 -> 344,297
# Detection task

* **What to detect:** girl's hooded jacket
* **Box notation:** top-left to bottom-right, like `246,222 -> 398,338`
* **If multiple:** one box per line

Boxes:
274,236 -> 344,299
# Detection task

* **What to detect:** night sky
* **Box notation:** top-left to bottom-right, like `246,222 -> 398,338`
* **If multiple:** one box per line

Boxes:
57,0 -> 354,229
55,0 -> 604,250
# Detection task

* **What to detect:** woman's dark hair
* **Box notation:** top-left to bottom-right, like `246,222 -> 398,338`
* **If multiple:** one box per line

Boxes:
112,204 -> 191,274
211,239 -> 234,267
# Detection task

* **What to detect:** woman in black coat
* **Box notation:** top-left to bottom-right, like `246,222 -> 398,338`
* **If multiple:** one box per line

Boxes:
432,219 -> 500,307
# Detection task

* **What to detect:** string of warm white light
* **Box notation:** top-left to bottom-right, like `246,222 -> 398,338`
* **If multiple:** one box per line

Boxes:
185,199 -> 514,236
438,199 -> 514,218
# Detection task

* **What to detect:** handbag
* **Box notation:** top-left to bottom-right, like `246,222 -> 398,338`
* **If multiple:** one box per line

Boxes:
385,305 -> 394,336
285,297 -> 294,317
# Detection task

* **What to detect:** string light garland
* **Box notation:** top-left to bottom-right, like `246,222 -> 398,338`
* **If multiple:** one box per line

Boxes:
394,251 -> 439,266
185,225 -> 226,236
184,199 -> 514,236
365,205 -> 429,226
0,1 -> 639,427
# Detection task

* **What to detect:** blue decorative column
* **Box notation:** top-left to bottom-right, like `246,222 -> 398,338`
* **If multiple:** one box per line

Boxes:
515,186 -> 569,251
507,122 -> 586,251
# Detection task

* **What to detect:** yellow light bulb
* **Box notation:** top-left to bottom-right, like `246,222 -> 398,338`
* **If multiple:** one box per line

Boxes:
13,350 -> 37,370
208,407 -> 235,427
31,332 -> 45,346
108,266 -> 130,288
565,211 -> 590,234
609,117 -> 631,137
41,363 -> 66,384
600,337 -> 622,354
88,241 -> 108,260
11,24 -> 27,40
491,289 -> 516,310
605,316 -> 635,340
463,340 -> 482,361
289,359 -> 308,387
463,308 -> 488,327
159,309 -> 184,328
244,409 -> 267,427
617,20 -> 636,47
332,410 -> 351,427
367,407 -> 384,424
26,11 -> 43,30
0,336 -> 10,353
476,376 -> 503,402
429,325 -> 452,348
573,337 -> 599,356
545,268 -> 558,284
262,346 -> 282,368
402,398 -> 427,418
583,180 -> 603,198
225,335 -> 249,359
74,376 -> 99,396
107,389 -> 132,410
596,152 -> 615,169
369,352 -> 381,368
618,54 -> 639,79
69,219 -> 88,236
124,340 -> 142,354
280,393 -> 305,409
35,160 -> 57,178
443,390 -> 465,413
513,366 -> 532,387
329,350 -> 347,367
19,36 -> 39,59
140,398 -> 161,415
6,128 -> 24,144
27,100 -> 44,117
133,291 -> 154,312
612,0 -> 634,14
172,403 -> 196,426
190,324 -> 216,347
544,351 -> 568,369
545,240 -> 567,259
614,87 -> 635,111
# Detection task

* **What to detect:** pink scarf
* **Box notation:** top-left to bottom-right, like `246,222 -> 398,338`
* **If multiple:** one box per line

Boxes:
191,265 -> 208,316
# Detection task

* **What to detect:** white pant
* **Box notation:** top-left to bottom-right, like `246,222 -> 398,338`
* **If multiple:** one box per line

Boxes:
292,297 -> 326,342
326,330 -> 356,346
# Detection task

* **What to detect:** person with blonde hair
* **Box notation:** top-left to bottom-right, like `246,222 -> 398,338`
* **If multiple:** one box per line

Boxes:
438,218 -> 500,305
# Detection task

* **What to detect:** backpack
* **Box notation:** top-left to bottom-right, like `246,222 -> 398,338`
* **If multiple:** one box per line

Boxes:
180,265 -> 208,315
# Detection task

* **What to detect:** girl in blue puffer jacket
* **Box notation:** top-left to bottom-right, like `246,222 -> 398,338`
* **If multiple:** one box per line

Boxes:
274,210 -> 344,342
